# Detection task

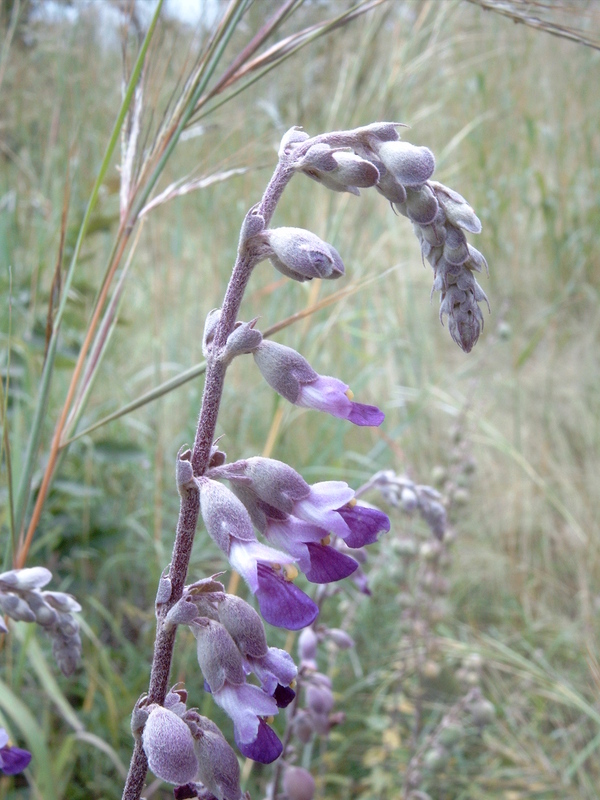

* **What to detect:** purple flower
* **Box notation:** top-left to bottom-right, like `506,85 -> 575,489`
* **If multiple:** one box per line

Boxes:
296,375 -> 385,426
199,480 -> 318,630
336,503 -> 391,548
211,682 -> 281,763
253,341 -> 384,427
228,539 -> 319,630
193,618 -> 283,764
0,728 -> 31,775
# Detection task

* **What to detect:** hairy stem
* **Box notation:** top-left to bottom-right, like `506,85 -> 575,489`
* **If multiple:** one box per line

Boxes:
122,152 -> 297,800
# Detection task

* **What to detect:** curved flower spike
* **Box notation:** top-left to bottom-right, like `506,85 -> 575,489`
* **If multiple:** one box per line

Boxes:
253,341 -> 384,427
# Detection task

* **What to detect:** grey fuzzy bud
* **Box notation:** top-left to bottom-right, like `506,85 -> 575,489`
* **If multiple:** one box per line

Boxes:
266,227 -> 344,282
440,284 -> 486,354
217,594 -> 268,659
193,719 -> 242,800
279,126 -> 310,158
375,169 -> 407,204
218,457 -> 310,515
306,684 -> 334,715
192,618 -> 245,691
142,706 -> 200,785
52,627 -> 81,676
377,141 -> 435,188
430,181 -> 482,234
0,593 -> 36,622
253,341 -> 317,404
199,480 -> 256,554
443,225 -> 469,266
326,628 -> 354,649
298,626 -> 318,662
420,499 -> 447,541
299,145 -> 379,194
400,487 -> 419,513
240,207 -> 265,241
405,185 -> 439,225
283,766 -> 316,800
0,566 -> 52,591
41,590 -> 81,614
27,592 -> 58,626
293,711 -> 315,744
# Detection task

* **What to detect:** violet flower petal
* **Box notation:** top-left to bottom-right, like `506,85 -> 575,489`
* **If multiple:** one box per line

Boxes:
297,376 -> 384,427
336,504 -> 390,548
0,745 -> 32,775
256,563 -> 318,630
303,543 -> 358,584
213,683 -> 277,745
229,539 -> 295,594
249,648 -> 297,696
235,718 -> 283,764
273,684 -> 296,708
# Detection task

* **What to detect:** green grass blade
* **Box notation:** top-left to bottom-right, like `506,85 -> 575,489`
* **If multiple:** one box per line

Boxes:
12,0 -> 165,544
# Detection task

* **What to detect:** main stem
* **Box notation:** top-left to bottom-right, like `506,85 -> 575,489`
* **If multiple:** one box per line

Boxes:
122,156 -> 296,800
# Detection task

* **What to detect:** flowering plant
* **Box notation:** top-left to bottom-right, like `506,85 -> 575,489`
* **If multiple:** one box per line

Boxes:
115,121 -> 489,799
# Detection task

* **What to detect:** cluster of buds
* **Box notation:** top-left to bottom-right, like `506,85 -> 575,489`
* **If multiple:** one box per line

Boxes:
135,685 -> 246,800
184,453 -> 389,632
158,577 -> 297,765
267,624 -> 354,800
369,470 -> 448,541
292,625 -> 352,743
275,122 -> 489,353
0,567 -> 81,676
404,686 -> 495,797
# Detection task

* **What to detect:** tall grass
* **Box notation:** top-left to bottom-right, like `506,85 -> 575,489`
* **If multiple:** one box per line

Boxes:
1,0 -> 600,798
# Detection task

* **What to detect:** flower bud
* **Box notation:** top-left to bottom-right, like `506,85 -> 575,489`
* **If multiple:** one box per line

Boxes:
217,594 -> 268,658
298,626 -> 318,662
299,145 -> 379,194
306,684 -> 334,715
326,628 -> 354,649
142,706 -> 199,785
279,126 -> 310,158
0,567 -> 52,591
199,479 -> 256,554
443,225 -> 469,266
405,185 -> 439,225
283,766 -> 316,800
377,141 -> 435,187
468,698 -> 496,726
400,486 -> 419,513
266,227 -> 344,282
0,593 -> 36,622
192,618 -> 246,691
430,181 -> 482,234
194,723 -> 242,800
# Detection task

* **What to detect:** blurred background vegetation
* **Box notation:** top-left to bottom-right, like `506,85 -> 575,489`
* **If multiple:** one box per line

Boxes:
1,0 -> 600,798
